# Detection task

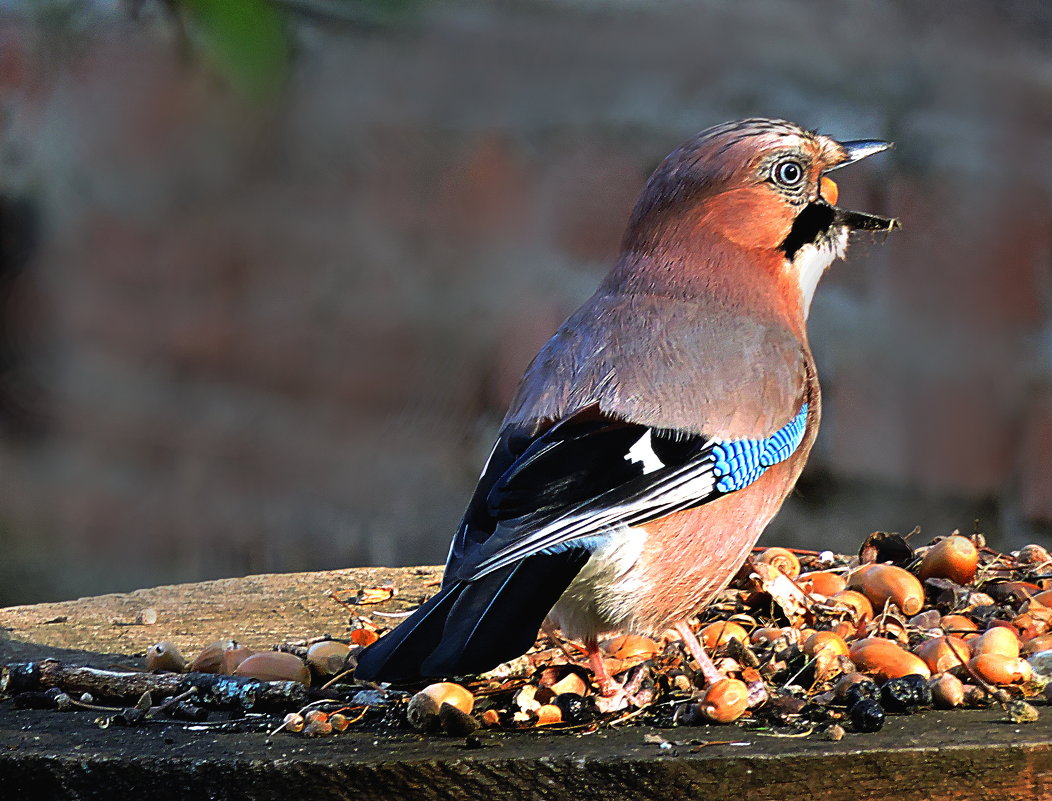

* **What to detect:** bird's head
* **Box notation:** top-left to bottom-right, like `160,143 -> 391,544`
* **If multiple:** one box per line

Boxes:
621,118 -> 898,316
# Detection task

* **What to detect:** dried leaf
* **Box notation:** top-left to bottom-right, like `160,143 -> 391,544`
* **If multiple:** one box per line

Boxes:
355,584 -> 397,605
750,562 -> 809,625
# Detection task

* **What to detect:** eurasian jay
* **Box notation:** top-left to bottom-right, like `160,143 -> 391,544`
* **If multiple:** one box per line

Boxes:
355,118 -> 896,698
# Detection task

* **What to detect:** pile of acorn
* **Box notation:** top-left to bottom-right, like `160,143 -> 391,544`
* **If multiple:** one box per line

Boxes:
119,530 -> 1051,738
346,531 -> 1052,737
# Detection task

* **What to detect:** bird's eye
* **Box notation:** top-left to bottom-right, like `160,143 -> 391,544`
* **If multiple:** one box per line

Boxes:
772,159 -> 804,188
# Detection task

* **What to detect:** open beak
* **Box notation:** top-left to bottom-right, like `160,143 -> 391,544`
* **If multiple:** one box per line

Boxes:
819,139 -> 899,232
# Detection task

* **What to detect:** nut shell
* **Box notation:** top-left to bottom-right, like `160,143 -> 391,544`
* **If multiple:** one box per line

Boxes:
756,547 -> 801,578
1017,544 -> 1051,567
1023,633 -> 1052,656
534,704 -> 563,726
919,535 -> 979,585
831,590 -> 875,622
847,564 -> 925,616
848,637 -> 931,681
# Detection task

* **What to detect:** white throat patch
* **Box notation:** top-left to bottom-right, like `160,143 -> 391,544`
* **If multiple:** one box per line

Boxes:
792,227 -> 848,317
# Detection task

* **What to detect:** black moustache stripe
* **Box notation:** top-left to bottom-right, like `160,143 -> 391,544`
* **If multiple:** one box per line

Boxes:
780,202 -> 836,260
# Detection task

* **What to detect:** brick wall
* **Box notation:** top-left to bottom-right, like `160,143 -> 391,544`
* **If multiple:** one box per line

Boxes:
0,1 -> 1050,602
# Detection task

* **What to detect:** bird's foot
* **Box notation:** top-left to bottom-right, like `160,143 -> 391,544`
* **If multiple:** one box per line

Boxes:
593,664 -> 653,713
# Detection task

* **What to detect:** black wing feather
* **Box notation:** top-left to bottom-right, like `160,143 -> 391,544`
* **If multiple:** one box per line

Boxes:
356,406 -> 709,683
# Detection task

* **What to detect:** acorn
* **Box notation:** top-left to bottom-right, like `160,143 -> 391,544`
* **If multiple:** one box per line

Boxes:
306,641 -> 352,677
188,639 -> 238,674
919,535 -> 979,585
407,682 -> 475,731
304,719 -> 333,736
831,590 -> 875,622
1033,590 -> 1052,607
439,703 -> 480,736
600,634 -> 660,661
971,626 -> 1021,659
849,637 -> 931,681
929,674 -> 964,709
750,627 -> 794,646
328,713 -> 350,732
700,621 -> 749,650
847,564 -> 924,616
914,636 -> 971,673
232,651 -> 311,685
221,647 -> 258,675
799,571 -> 847,597
145,641 -> 187,673
282,712 -> 305,733
803,631 -> 849,659
940,615 -> 979,637
756,547 -> 801,578
968,654 -> 1031,685
304,710 -> 328,724
700,678 -> 749,723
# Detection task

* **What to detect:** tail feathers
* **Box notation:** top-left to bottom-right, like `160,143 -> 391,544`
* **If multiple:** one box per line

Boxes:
353,580 -> 463,683
354,550 -> 589,683
423,551 -> 588,676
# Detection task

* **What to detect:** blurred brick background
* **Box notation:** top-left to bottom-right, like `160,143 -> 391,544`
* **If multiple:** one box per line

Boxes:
0,1 -> 1050,603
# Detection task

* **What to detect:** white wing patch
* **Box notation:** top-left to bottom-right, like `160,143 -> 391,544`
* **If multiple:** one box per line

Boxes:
626,430 -> 665,474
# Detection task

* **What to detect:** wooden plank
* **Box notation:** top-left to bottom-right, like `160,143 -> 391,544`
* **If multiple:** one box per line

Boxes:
2,567 -> 1051,800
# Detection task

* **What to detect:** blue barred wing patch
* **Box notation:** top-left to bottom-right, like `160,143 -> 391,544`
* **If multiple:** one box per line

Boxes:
710,404 -> 809,493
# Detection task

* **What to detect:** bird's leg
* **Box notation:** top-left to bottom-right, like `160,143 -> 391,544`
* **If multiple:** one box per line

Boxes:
585,636 -> 649,712
541,620 -> 586,663
673,621 -> 724,687
584,635 -> 623,697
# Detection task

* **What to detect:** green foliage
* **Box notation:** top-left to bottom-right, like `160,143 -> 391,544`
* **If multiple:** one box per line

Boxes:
183,0 -> 290,102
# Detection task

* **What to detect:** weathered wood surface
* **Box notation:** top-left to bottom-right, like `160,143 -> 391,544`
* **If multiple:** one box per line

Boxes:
2,566 -> 1052,801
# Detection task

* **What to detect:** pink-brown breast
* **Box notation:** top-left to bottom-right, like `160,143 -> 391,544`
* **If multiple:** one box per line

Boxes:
609,396 -> 820,635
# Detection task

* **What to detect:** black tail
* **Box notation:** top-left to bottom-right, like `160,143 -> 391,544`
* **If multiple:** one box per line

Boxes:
354,550 -> 589,683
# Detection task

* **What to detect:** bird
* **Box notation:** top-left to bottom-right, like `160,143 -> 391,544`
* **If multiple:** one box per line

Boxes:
354,118 -> 897,699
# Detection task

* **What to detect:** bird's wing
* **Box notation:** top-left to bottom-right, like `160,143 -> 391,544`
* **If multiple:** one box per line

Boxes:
354,290 -> 812,682
447,399 -> 810,583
